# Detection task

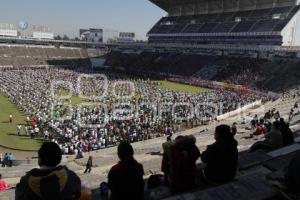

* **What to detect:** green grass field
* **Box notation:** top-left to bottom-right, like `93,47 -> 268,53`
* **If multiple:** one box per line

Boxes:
0,93 -> 43,151
57,89 -> 86,105
156,80 -> 208,94
0,89 -> 86,150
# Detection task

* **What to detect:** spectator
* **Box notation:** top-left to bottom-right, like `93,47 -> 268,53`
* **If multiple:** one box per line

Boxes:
251,114 -> 258,129
252,119 -> 266,136
279,118 -> 294,146
201,125 -> 238,184
15,142 -> 81,200
7,153 -> 13,167
294,102 -> 298,109
231,122 -> 237,136
274,111 -> 280,121
169,135 -> 200,193
288,111 -> 294,123
264,110 -> 271,120
0,174 -> 8,191
250,121 -> 283,152
1,153 -> 8,167
108,142 -> 144,200
84,156 -> 93,174
161,136 -> 172,186
285,150 -> 300,195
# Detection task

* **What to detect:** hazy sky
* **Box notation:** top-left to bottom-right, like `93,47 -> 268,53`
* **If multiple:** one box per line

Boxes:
0,0 -> 166,40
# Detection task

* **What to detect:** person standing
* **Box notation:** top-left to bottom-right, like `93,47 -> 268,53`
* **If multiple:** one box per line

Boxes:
17,124 -> 22,136
84,156 -> 93,174
231,122 -> 237,136
9,113 -> 13,123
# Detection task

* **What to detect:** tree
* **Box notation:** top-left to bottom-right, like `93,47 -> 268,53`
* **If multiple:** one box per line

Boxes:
54,35 -> 62,40
62,35 -> 70,40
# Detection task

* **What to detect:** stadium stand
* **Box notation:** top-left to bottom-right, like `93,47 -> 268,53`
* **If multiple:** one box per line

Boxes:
0,45 -> 92,67
148,0 -> 300,45
104,49 -> 300,90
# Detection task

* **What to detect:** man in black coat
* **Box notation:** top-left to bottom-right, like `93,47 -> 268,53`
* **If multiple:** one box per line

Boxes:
280,118 -> 294,146
108,142 -> 144,200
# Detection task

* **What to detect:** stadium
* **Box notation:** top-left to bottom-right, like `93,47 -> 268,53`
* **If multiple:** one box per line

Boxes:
0,0 -> 300,199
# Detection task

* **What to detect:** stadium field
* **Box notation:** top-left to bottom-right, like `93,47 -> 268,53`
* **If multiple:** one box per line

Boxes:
57,89 -> 86,105
0,93 -> 43,151
156,80 -> 208,94
0,90 -> 88,150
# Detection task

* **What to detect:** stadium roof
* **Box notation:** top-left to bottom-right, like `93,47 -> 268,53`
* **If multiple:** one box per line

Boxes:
149,0 -> 173,11
150,0 -> 299,12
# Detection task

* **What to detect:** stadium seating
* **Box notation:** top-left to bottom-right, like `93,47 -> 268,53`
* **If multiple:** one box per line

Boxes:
231,21 -> 256,32
213,22 -> 237,33
0,45 -> 91,67
148,6 -> 300,45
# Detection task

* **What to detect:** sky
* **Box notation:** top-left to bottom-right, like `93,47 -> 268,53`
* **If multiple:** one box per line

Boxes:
0,0 -> 166,40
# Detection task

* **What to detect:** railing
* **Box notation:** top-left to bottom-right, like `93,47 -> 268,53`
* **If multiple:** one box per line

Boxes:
1,35 -> 300,53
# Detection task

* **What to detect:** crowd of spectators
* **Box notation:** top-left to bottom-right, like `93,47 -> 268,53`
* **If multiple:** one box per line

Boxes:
249,101 -> 299,152
11,127 -> 236,200
105,51 -> 263,86
7,116 -> 298,199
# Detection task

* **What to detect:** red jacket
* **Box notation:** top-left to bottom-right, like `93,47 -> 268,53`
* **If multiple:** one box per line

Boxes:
0,180 -> 8,191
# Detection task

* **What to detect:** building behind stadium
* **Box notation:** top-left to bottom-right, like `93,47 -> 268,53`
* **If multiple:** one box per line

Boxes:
0,22 -> 54,40
79,28 -> 135,43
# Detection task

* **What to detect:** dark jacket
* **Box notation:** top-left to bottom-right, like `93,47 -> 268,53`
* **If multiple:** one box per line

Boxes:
108,159 -> 144,200
201,140 -> 238,183
285,151 -> 300,194
86,159 -> 93,168
15,165 -> 81,200
280,125 -> 294,146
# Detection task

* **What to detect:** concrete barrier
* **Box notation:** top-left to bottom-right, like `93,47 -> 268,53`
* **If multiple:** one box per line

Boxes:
217,100 -> 262,121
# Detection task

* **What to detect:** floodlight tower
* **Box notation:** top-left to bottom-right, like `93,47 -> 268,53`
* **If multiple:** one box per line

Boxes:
18,20 -> 29,38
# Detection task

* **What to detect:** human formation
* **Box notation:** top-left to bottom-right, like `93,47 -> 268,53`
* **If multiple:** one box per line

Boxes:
0,67 -> 263,155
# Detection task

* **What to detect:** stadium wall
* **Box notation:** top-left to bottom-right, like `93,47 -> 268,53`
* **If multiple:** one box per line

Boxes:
281,8 -> 300,45
0,29 -> 18,37
32,32 -> 54,40
217,100 -> 262,121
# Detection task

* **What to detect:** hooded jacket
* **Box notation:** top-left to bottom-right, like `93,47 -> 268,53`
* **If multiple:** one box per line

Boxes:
170,136 -> 201,193
15,165 -> 81,200
201,139 -> 238,183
